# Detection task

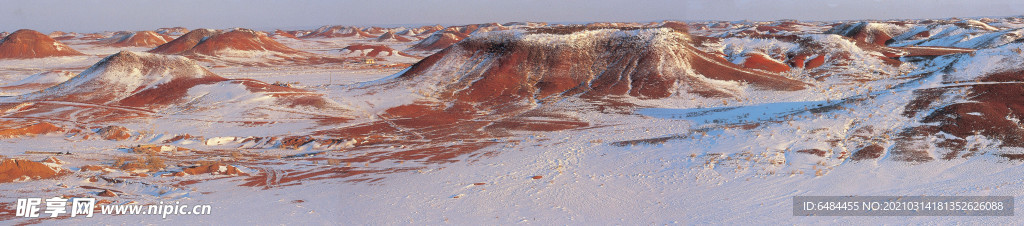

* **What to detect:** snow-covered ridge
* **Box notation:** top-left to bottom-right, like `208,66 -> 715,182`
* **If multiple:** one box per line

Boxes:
1,70 -> 75,87
17,51 -> 218,103
466,27 -> 689,51
388,24 -> 805,105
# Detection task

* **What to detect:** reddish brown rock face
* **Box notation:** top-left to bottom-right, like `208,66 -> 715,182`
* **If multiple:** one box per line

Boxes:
0,29 -> 84,59
30,51 -> 225,106
921,72 -> 1024,148
375,31 -> 413,42
151,29 -> 303,56
181,163 -> 247,176
827,22 -> 901,45
0,121 -> 63,138
789,54 -> 809,68
341,44 -> 397,57
408,32 -> 464,52
274,30 -> 299,39
398,24 -> 805,106
311,24 -> 810,165
149,29 -> 217,55
851,144 -> 885,161
407,23 -> 507,51
5,51 -> 339,126
98,189 -> 118,197
95,31 -> 174,47
741,53 -> 790,73
187,29 -> 302,55
805,55 -> 826,68
894,69 -> 1024,161
96,125 -> 132,141
0,159 -> 60,183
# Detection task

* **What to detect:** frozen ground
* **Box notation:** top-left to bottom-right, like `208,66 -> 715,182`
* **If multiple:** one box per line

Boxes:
3,108 -> 1021,224
3,18 -> 1024,224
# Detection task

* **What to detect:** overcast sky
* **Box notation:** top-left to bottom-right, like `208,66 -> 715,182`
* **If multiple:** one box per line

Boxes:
3,0 -> 1024,33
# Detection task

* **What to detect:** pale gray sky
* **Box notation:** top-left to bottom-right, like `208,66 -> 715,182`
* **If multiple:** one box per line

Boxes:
2,0 -> 1023,33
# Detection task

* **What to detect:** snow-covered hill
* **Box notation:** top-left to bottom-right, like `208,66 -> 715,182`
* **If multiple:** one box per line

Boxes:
3,17 -> 1024,225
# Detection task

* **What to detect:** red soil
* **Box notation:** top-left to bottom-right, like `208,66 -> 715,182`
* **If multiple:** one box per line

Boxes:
311,24 -> 810,167
1000,154 -> 1024,161
150,28 -> 319,63
860,30 -> 893,45
0,29 -> 84,59
315,101 -> 586,165
922,82 -> 1024,147
95,31 -> 174,47
912,30 -> 931,39
96,125 -> 132,141
827,22 -> 898,45
116,75 -> 227,107
487,118 -> 589,132
155,27 -> 189,36
0,203 -> 15,221
689,23 -> 710,31
408,32 -> 463,51
415,25 -> 445,36
181,163 -> 247,176
80,165 -> 108,172
851,144 -> 885,160
341,44 -> 396,57
750,33 -> 905,79
741,53 -> 790,73
302,26 -> 348,38
188,29 -> 303,55
789,54 -> 808,68
0,120 -> 64,137
0,159 -> 61,183
805,55 -> 826,68
401,25 -> 804,103
23,54 -> 332,117
355,29 -> 376,38
98,190 -> 117,197
777,21 -> 810,28
163,134 -> 197,143
274,30 -> 298,39
894,69 -> 1024,161
32,51 -> 228,108
53,35 -> 78,41
375,31 -> 413,42
280,136 -> 315,149
903,88 -> 949,117
372,142 -> 500,164
149,29 -> 217,54
221,79 -> 339,109
796,149 -> 827,157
